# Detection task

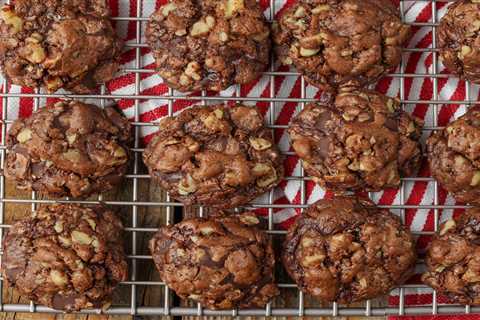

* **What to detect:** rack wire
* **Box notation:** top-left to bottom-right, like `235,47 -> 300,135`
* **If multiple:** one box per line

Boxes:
0,0 -> 478,317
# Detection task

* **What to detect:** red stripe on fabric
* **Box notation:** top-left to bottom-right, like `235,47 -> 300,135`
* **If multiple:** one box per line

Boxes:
279,213 -> 299,230
45,97 -> 62,106
274,71 -> 302,142
109,58 -> 156,89
155,0 -> 168,9
115,83 -> 169,111
305,180 -> 316,203
437,79 -> 464,126
404,162 -> 431,229
18,87 -> 33,119
140,99 -> 196,124
378,188 -> 398,206
239,75 -> 270,117
108,0 -> 119,32
283,155 -> 299,180
375,76 -> 393,96
275,0 -> 297,18
388,293 -> 450,307
127,0 -> 138,41
258,0 -> 269,11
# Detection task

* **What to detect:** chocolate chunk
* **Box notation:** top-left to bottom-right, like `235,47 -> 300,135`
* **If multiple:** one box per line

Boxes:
423,208 -> 480,305
143,104 -> 283,209
282,195 -> 417,304
437,0 -> 480,84
288,88 -> 423,192
273,0 -> 411,91
145,0 -> 271,92
0,0 -> 123,93
149,213 -> 279,309
5,100 -> 132,198
2,204 -> 128,312
427,105 -> 480,205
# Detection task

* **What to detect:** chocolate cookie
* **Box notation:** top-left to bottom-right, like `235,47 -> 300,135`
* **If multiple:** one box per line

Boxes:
145,0 -> 270,92
2,204 -> 128,312
427,105 -> 480,205
5,100 -> 132,198
283,196 -> 416,304
143,104 -> 283,208
423,208 -> 480,305
288,89 -> 423,192
437,0 -> 480,84
0,0 -> 123,93
273,0 -> 411,91
149,213 -> 279,309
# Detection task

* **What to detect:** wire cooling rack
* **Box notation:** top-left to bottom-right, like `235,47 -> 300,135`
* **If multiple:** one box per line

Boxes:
0,0 -> 479,317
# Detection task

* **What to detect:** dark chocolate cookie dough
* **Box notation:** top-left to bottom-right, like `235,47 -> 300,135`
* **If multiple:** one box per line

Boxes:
427,105 -> 480,205
283,196 -> 416,304
437,0 -> 480,84
146,0 -> 270,92
2,204 -> 128,312
0,0 -> 123,93
273,0 -> 411,91
288,88 -> 423,192
143,104 -> 283,208
423,208 -> 480,305
149,213 -> 279,309
5,100 -> 131,198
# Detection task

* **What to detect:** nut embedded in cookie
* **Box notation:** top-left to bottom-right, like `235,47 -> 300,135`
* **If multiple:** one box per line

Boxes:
149,213 -> 279,309
288,88 -> 423,192
5,100 -> 132,198
422,207 -> 480,305
282,195 -> 417,304
1,204 -> 128,312
0,0 -> 123,93
437,0 -> 480,84
143,104 -> 284,209
427,105 -> 480,205
272,0 -> 411,91
145,0 -> 271,92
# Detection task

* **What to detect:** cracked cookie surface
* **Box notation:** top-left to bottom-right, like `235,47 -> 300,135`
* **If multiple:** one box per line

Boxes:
288,89 -> 423,192
423,207 -> 480,305
5,100 -> 132,198
273,0 -> 410,91
2,204 -> 128,312
0,0 -> 123,93
437,0 -> 480,84
427,105 -> 480,205
143,104 -> 283,209
146,0 -> 270,92
282,195 -> 416,304
149,213 -> 279,309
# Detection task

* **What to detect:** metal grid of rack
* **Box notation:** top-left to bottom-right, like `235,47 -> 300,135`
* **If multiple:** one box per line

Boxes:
0,0 -> 478,317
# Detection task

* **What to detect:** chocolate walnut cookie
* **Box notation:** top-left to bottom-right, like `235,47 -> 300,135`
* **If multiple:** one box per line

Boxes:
149,213 -> 279,309
143,104 -> 283,208
0,0 -> 123,93
437,0 -> 480,84
146,0 -> 270,92
2,204 -> 128,312
283,196 -> 416,304
288,89 -> 423,192
423,208 -> 480,305
273,0 -> 411,91
427,105 -> 480,205
5,100 -> 132,198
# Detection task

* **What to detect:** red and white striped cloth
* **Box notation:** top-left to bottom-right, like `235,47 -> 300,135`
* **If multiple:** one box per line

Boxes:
1,0 -> 479,309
